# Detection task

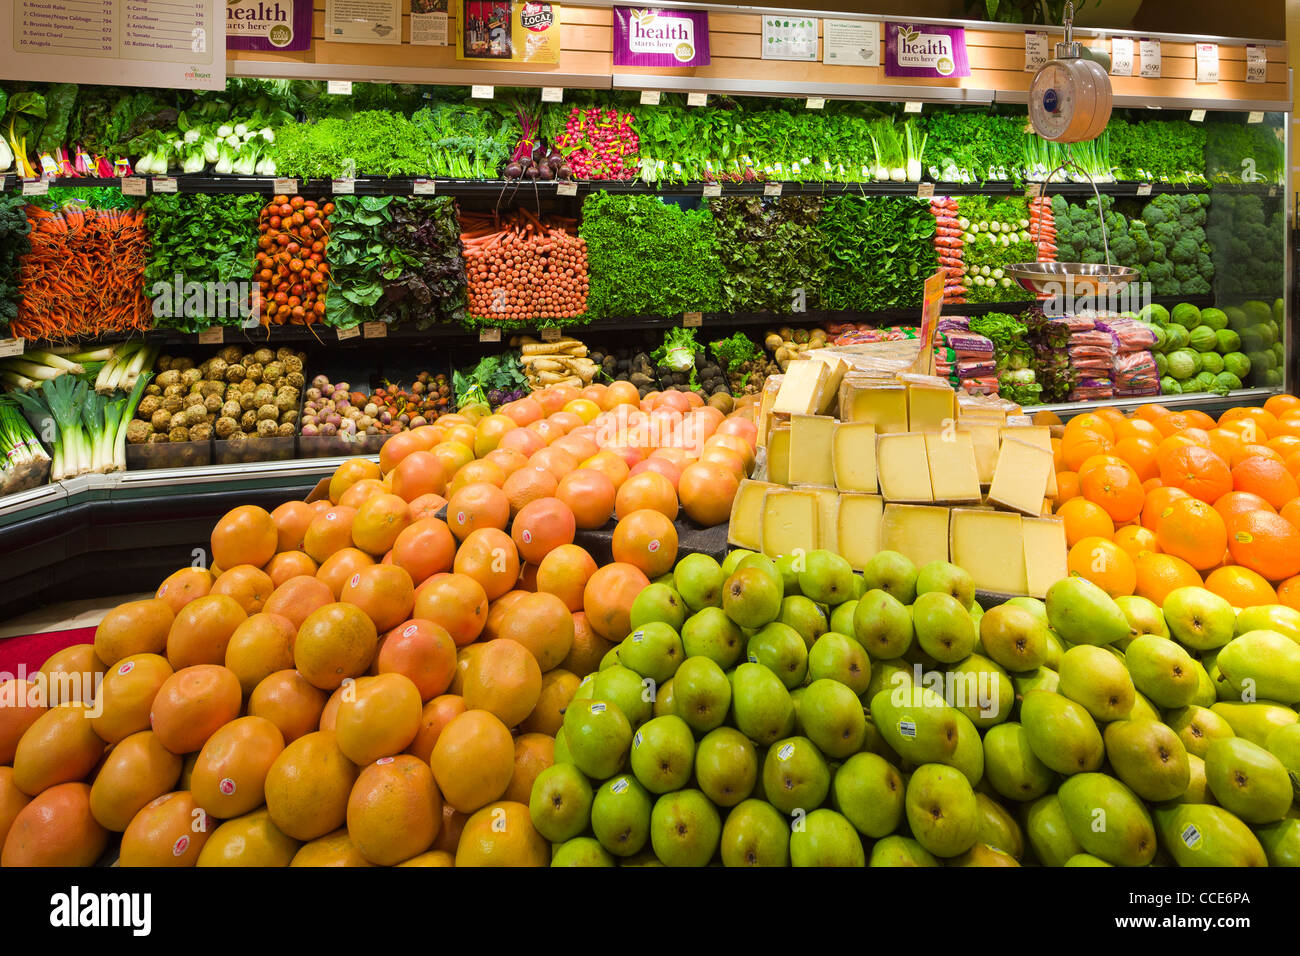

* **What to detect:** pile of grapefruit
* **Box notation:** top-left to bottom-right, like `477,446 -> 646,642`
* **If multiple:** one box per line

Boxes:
0,384 -> 759,867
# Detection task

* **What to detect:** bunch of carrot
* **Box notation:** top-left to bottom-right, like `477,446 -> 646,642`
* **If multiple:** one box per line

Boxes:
460,208 -> 589,322
12,205 -> 150,340
930,196 -> 967,306
254,196 -> 332,326
1030,196 -> 1057,301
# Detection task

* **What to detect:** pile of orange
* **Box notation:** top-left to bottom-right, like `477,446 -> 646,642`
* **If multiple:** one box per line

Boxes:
1046,394 -> 1300,609
0,383 -> 760,869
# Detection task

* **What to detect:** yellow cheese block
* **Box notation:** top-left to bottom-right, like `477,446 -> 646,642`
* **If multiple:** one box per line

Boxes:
949,509 -> 1028,595
806,353 -> 850,415
728,479 -> 777,551
756,376 -> 782,447
877,433 -> 933,502
1002,424 -> 1057,498
761,488 -> 819,559
880,504 -> 950,568
788,415 -> 836,486
906,383 -> 956,433
845,384 -> 908,433
959,423 -> 1002,486
1022,517 -> 1069,599
837,494 -> 883,571
832,421 -> 877,493
799,485 -> 841,553
924,432 -> 981,504
766,425 -> 791,485
773,360 -> 829,416
988,438 -> 1054,516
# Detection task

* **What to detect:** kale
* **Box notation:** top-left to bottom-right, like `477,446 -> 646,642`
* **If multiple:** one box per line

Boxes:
709,197 -> 826,313
1106,117 -> 1206,182
0,195 -> 32,331
815,196 -> 937,311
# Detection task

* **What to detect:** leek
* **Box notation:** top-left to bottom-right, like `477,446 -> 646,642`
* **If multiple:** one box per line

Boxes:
112,372 -> 152,472
82,390 -> 108,473
1,359 -> 63,381
24,350 -> 85,375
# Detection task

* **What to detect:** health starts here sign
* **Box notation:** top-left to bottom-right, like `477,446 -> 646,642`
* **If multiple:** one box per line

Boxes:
613,7 -> 711,68
884,22 -> 970,78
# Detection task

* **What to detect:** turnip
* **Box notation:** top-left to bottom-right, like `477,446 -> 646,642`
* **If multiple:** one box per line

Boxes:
301,424 -> 319,437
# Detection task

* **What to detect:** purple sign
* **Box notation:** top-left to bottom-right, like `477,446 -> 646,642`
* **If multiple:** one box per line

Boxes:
884,22 -> 970,78
614,7 -> 711,68
226,1 -> 313,52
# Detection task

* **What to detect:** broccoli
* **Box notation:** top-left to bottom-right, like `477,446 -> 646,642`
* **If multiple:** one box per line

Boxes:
1151,221 -> 1180,247
1142,202 -> 1170,226
1173,262 -> 1198,282
1109,234 -> 1137,262
1196,251 -> 1214,276
1134,235 -> 1155,265
1182,275 -> 1212,296
1150,241 -> 1166,262
1170,237 -> 1199,264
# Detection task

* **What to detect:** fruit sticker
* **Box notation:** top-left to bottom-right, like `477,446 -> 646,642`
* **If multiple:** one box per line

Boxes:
172,836 -> 190,857
633,731 -> 643,748
156,584 -> 167,597
457,511 -> 467,525
899,719 -> 917,738
521,529 -> 533,545
611,777 -> 629,794
376,756 -> 395,765
777,743 -> 795,761
403,623 -> 419,638
117,661 -> 135,676
1181,824 -> 1203,850
632,630 -> 645,643
219,778 -> 237,796
590,702 -> 606,714
648,539 -> 661,553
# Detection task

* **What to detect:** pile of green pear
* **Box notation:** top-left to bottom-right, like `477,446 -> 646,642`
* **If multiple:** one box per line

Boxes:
528,546 -> 1300,867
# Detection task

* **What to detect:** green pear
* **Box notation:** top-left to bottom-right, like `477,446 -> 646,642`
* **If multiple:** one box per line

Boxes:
591,665 -> 653,728
563,699 -> 633,779
1217,629 -> 1300,703
1152,803 -> 1267,867
551,836 -> 616,867
649,789 -> 720,867
1129,690 -> 1162,723
1254,818 -> 1300,867
788,685 -> 807,735
762,736 -> 831,815
1064,853 -> 1112,866
1177,753 -> 1213,804
829,599 -> 858,639
1264,723 -> 1300,776
790,809 -> 865,867
869,835 -> 939,867
723,566 -> 782,629
572,672 -> 596,702
652,678 -> 675,717
730,662 -> 796,745
746,622 -> 808,689
853,588 -> 914,660
969,602 -> 985,631
1046,576 -> 1130,646
695,726 -> 758,808
866,658 -> 914,703
1057,644 -> 1135,722
1190,658 -> 1217,708
913,592 -> 978,664
915,560 -> 975,608
1058,773 -> 1157,867
800,679 -> 866,758
1025,795 -> 1083,866
974,792 -> 1024,859
1021,690 -> 1104,775
1211,700 -> 1299,746
1102,719 -> 1191,802
721,549 -> 755,577
948,844 -> 1020,867
681,607 -> 744,669
591,774 -> 652,857
554,726 -> 573,764
1235,603 -> 1300,643
1012,667 -> 1060,704
870,684 -> 960,765
832,752 -> 903,838
629,582 -> 687,632
1126,635 -> 1199,709
774,553 -> 802,596
778,595 -> 828,650
599,646 -> 621,670
620,622 -> 684,685
736,552 -> 783,592
904,763 -> 980,858
529,763 -> 594,843
1006,596 -> 1048,625
983,722 -> 1055,802
1042,629 -> 1064,670
1165,705 -> 1235,758
671,656 -> 731,734
629,715 -> 695,795
1115,595 -> 1170,639
798,550 -> 856,605
719,798 -> 789,867
944,710 -> 985,787
861,550 -> 918,604
947,653 -> 1013,729
672,553 -> 725,612
1161,586 -> 1235,651
1204,737 -> 1293,823
807,632 -> 871,696
979,604 -> 1049,673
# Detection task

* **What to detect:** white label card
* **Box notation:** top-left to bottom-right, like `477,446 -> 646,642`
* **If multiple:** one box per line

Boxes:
332,178 -> 356,194
153,177 -> 178,194
823,19 -> 879,66
1139,38 -> 1161,78
1195,43 -> 1219,84
1110,36 -> 1133,76
763,182 -> 783,196
557,181 -> 578,197
541,87 -> 564,103
1190,109 -> 1206,123
21,180 -> 48,196
702,183 -> 722,197
327,80 -> 353,95
640,90 -> 661,105
541,327 -> 562,342
806,97 -> 825,110
471,85 -> 494,99
197,328 -> 223,345
904,101 -> 923,114
479,328 -> 502,343
1246,45 -> 1267,84
683,312 -> 703,328
1024,32 -> 1048,72
916,183 -> 934,198
274,178 -> 299,195
337,326 -> 361,341
1024,183 -> 1042,198
1247,111 -> 1265,124
120,177 -> 148,197
0,338 -> 25,357
1136,183 -> 1152,196
687,92 -> 708,107
362,321 -> 387,338
413,179 -> 436,195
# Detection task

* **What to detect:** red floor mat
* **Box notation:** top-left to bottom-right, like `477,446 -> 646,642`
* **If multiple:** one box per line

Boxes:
0,627 -> 97,676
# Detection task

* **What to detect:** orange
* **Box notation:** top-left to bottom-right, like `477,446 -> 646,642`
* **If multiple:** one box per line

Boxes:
149,665 -> 242,756
1232,457 -> 1299,509
1064,412 -> 1116,443
578,449 -> 631,489
462,639 -> 542,728
1264,394 -> 1300,418
1268,435 -> 1300,458
196,807 -> 300,867
1281,498 -> 1300,529
1113,437 -> 1160,483
1141,485 -> 1192,531
211,564 -> 275,616
615,471 -> 679,521
1214,491 -> 1275,526
1066,537 -> 1136,598
1155,432 -> 1211,473
483,590 -> 530,642
1134,403 -> 1172,423
351,493 -> 411,557
290,829 -> 374,867
1059,429 -> 1114,473
1079,460 -> 1144,523
340,563 -> 416,632
1113,418 -> 1163,443
1207,428 -> 1245,464
293,602 -> 379,691
453,528 -> 521,601
1132,552 -> 1203,605
429,710 -> 515,814
1204,566 -> 1277,609
583,562 -> 651,642
454,801 -> 548,867
446,482 -> 510,541
429,440 -> 475,479
1234,443 -> 1284,466
339,478 -> 388,511
1155,497 -> 1227,571
303,505 -> 359,564
191,716 -> 286,819
1286,450 -> 1300,479
612,508 -> 680,577
376,619 -> 457,702
562,611 -> 615,678
94,598 -> 173,666
0,681 -> 46,765
536,544 -> 599,612
408,493 -> 450,523
1054,471 -> 1081,504
211,504 -> 278,572
521,669 -> 580,737
223,612 -> 297,696
503,733 -> 555,804
347,754 -> 443,866
1183,410 -> 1219,431
11,703 -> 105,796
248,670 -> 327,745
390,518 -> 456,586
512,497 -> 578,565
88,730 -> 183,832
264,730 -> 359,842
1056,498 -> 1115,548
1142,477 -> 1164,493
1159,445 -> 1232,504
497,593 -> 576,673
154,567 -> 214,615
264,574 -> 334,629
1275,575 -> 1300,611
87,654 -> 172,746
1219,407 -> 1279,442
166,593 -> 247,669
2,783 -> 108,867
379,432 -> 425,475
265,551 -> 318,588
388,450 -> 448,504
413,573 -> 489,646
39,645 -> 105,706
407,694 -> 466,763
448,460 -> 507,498
1113,525 -> 1158,559
316,547 -> 375,600
678,461 -> 740,526
1226,510 -> 1300,581
334,673 -> 423,765
556,468 -> 617,530
1153,412 -> 1199,439
502,466 -> 559,516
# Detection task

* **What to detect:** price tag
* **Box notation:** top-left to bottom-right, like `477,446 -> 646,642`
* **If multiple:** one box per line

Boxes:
1136,183 -> 1153,196
327,80 -> 353,95
805,97 -> 825,110
1247,111 -> 1265,124
541,87 -> 564,102
1246,45 -> 1267,84
337,326 -> 361,341
0,338 -> 25,357
904,101 -> 923,114
0,174 -> 8,192
413,179 -> 436,195
273,178 -> 299,195
1024,31 -> 1048,72
763,182 -> 783,197
1139,37 -> 1161,78
683,312 -> 703,328
22,179 -> 49,196
1110,36 -> 1134,76
471,85 -> 495,99
640,90 -> 661,105
153,177 -> 178,194
362,321 -> 387,339
702,183 -> 722,197
541,326 -> 563,342
479,327 -> 502,343
687,92 -> 708,107
916,182 -> 934,199
1190,109 -> 1206,123
120,177 -> 148,196
332,178 -> 356,194
1024,183 -> 1042,198
197,328 -> 224,345
557,181 -> 578,197
1195,42 -> 1219,84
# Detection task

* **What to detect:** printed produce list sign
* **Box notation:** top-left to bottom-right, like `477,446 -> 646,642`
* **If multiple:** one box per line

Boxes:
226,0 -> 313,51
884,22 -> 969,78
2,0 -> 225,90
325,0 -> 400,44
613,6 -> 710,67
455,2 -> 560,63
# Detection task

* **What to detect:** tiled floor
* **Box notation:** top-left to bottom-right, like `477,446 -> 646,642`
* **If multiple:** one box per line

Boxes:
0,594 -> 153,640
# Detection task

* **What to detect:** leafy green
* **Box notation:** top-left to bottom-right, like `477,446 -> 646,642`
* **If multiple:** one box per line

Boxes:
0,195 -> 31,331
1204,119 -> 1284,184
815,196 -> 936,311
374,197 -> 468,329
1106,117 -> 1206,182
921,108 -> 1028,181
710,332 -> 760,373
454,352 -> 529,407
709,197 -> 826,313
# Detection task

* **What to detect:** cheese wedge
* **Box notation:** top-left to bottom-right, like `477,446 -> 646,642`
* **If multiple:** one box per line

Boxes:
845,384 -> 908,433
1022,517 -> 1069,599
799,485 -> 841,553
728,479 -> 776,551
959,422 -> 1001,486
988,438 -> 1054,516
788,415 -> 836,486
837,494 -> 884,571
761,488 -> 819,559
949,509 -> 1028,595
907,382 -> 956,433
806,352 -> 850,415
773,360 -> 829,416
924,431 -> 981,503
877,433 -> 933,502
880,504 -> 950,568
766,424 -> 791,485
1002,424 -> 1058,497
832,421 -> 877,493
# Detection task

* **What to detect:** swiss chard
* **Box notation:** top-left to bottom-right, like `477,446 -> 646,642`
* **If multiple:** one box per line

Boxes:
816,197 -> 936,311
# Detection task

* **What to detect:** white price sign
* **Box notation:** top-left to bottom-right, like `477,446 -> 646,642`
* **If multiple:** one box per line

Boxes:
413,179 -> 436,195
120,177 -> 148,197
805,97 -> 825,110
274,178 -> 299,195
1190,109 -> 1206,123
337,326 -> 361,341
556,181 -> 578,197
541,326 -> 563,342
1195,43 -> 1219,84
1139,38 -> 1161,78
362,321 -> 387,339
702,183 -> 722,197
904,101 -> 923,114
1110,37 -> 1133,76
197,328 -> 224,345
22,180 -> 49,197
332,178 -> 356,194
916,183 -> 934,199
763,182 -> 783,197
479,327 -> 501,343
1136,183 -> 1153,196
327,80 -> 353,95
1248,111 -> 1265,124
541,87 -> 564,102
683,312 -> 703,328
1246,45 -> 1267,84
471,85 -> 495,99
0,338 -> 25,358
1024,183 -> 1043,198
1024,32 -> 1048,72
153,177 -> 178,194
687,92 -> 708,107
640,90 -> 661,105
